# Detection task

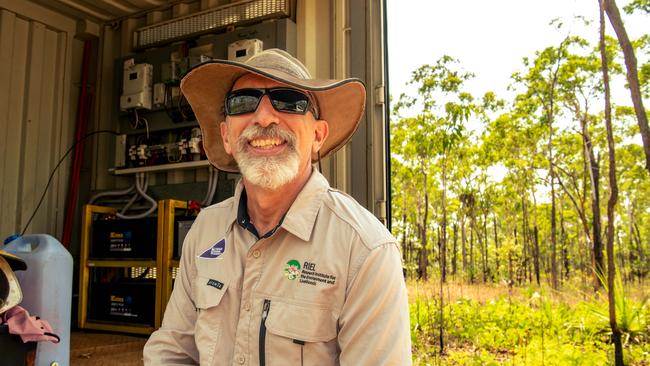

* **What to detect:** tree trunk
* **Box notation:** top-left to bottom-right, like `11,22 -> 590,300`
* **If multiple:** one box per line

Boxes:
533,225 -> 541,285
603,0 -> 650,176
583,111 -> 605,290
493,213 -> 499,277
560,203 -> 570,281
470,218 -> 475,283
482,212 -> 488,282
633,223 -> 644,281
441,161 -> 448,283
522,195 -> 531,283
452,223 -> 458,275
461,215 -> 467,275
418,172 -> 429,280
599,3 -> 625,363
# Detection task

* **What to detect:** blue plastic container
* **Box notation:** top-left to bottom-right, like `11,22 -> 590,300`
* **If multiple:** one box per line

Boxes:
3,234 -> 73,366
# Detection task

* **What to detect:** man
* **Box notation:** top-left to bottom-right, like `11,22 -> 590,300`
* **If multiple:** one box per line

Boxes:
144,49 -> 411,365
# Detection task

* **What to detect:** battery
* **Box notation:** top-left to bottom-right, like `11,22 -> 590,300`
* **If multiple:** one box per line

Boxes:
87,279 -> 156,326
91,218 -> 157,259
173,216 -> 195,259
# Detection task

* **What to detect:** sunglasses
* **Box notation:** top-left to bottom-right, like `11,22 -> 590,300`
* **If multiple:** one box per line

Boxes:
225,87 -> 318,118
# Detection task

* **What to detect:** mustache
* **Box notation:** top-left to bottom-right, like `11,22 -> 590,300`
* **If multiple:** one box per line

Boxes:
237,124 -> 297,150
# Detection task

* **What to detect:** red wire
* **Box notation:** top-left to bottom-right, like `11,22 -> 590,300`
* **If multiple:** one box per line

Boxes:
62,40 -> 93,247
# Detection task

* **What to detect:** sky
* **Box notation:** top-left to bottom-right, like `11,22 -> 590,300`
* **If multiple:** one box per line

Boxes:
386,0 -> 647,113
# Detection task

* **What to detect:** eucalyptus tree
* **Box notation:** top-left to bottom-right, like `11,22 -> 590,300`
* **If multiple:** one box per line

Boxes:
511,33 -> 586,289
599,1 -> 625,363
393,56 -> 477,282
552,36 -> 624,288
603,0 -> 650,177
391,114 -> 433,279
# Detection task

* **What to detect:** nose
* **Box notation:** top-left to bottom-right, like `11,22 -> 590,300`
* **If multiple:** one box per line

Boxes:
254,95 -> 279,128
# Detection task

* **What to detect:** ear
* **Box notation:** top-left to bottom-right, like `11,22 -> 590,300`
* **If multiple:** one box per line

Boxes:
220,121 -> 232,155
311,119 -> 329,154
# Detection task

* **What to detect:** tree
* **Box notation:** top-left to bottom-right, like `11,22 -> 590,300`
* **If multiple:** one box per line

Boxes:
603,0 -> 650,176
599,1 -> 625,364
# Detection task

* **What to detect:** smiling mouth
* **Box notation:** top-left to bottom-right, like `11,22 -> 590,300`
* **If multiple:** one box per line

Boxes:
248,137 -> 286,149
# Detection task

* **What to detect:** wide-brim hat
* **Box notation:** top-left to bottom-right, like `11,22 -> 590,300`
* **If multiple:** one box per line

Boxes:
180,48 -> 367,173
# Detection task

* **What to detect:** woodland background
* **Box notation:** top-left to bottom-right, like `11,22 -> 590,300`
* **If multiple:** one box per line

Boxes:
390,1 -> 650,364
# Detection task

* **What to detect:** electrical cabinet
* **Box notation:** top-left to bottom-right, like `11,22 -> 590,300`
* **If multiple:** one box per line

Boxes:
112,18 -> 296,174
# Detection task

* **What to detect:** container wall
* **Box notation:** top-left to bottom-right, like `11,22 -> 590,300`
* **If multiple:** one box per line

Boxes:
0,0 -> 82,239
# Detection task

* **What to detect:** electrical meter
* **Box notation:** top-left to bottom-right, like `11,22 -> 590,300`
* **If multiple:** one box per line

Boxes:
228,39 -> 263,62
120,59 -> 153,110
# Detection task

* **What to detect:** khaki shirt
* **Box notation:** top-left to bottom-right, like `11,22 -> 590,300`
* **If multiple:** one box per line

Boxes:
144,171 -> 411,365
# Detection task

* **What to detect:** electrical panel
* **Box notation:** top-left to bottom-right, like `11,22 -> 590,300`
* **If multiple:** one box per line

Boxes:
113,18 -> 297,172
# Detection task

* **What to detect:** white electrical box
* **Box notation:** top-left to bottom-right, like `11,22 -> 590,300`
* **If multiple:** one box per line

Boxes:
120,59 -> 153,110
228,39 -> 263,62
114,134 -> 127,168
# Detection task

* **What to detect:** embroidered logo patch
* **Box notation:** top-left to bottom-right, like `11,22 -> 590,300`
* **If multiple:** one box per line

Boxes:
198,239 -> 225,259
284,259 -> 302,280
206,279 -> 224,290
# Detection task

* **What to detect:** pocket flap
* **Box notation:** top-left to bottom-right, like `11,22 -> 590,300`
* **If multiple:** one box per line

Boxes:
265,300 -> 337,342
194,276 -> 229,309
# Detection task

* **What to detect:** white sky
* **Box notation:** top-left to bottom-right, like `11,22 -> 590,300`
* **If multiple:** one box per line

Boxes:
387,0 -> 647,109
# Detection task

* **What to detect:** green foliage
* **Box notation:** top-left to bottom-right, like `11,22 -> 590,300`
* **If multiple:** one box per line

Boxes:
624,0 -> 650,15
410,287 -> 650,365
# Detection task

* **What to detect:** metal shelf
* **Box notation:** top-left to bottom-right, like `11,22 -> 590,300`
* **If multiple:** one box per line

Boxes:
86,260 -> 157,268
111,160 -> 211,175
82,321 -> 154,335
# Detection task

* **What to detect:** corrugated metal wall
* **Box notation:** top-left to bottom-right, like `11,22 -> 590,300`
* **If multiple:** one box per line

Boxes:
0,1 -> 79,239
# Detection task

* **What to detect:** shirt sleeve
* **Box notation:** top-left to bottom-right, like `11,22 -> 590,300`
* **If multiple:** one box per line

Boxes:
143,223 -> 200,365
337,242 -> 412,366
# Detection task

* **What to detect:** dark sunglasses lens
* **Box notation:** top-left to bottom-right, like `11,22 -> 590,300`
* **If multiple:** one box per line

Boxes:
226,90 -> 263,115
269,89 -> 310,114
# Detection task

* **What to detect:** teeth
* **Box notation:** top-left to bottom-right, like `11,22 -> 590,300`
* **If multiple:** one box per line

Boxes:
250,138 -> 283,148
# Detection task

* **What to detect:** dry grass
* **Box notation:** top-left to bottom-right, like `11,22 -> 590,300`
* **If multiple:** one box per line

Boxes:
407,276 -> 650,305
407,278 -> 525,304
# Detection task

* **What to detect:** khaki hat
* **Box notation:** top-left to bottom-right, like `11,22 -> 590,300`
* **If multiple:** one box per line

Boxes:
180,48 -> 367,172
0,256 -> 22,314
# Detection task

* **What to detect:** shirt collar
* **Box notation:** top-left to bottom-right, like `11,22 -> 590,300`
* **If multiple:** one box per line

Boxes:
230,169 -> 330,242
281,169 -> 329,242
237,188 -> 284,239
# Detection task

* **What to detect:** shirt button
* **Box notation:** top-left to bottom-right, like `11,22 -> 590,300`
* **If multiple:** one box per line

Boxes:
237,355 -> 245,364
252,250 -> 261,258
244,302 -> 251,311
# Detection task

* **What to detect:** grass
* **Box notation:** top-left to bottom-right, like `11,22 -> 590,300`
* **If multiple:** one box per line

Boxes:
408,279 -> 650,365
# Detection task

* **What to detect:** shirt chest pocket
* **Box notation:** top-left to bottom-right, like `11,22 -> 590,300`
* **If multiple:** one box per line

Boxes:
194,276 -> 229,366
263,299 -> 339,366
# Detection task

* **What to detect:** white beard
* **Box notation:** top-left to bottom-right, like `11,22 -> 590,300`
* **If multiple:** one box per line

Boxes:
233,125 -> 301,190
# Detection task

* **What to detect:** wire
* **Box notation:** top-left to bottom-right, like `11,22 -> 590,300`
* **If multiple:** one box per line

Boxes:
89,184 -> 135,204
116,172 -> 158,219
20,130 -> 120,236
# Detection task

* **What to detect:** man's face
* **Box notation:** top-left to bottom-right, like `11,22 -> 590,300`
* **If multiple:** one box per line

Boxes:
220,73 -> 328,190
